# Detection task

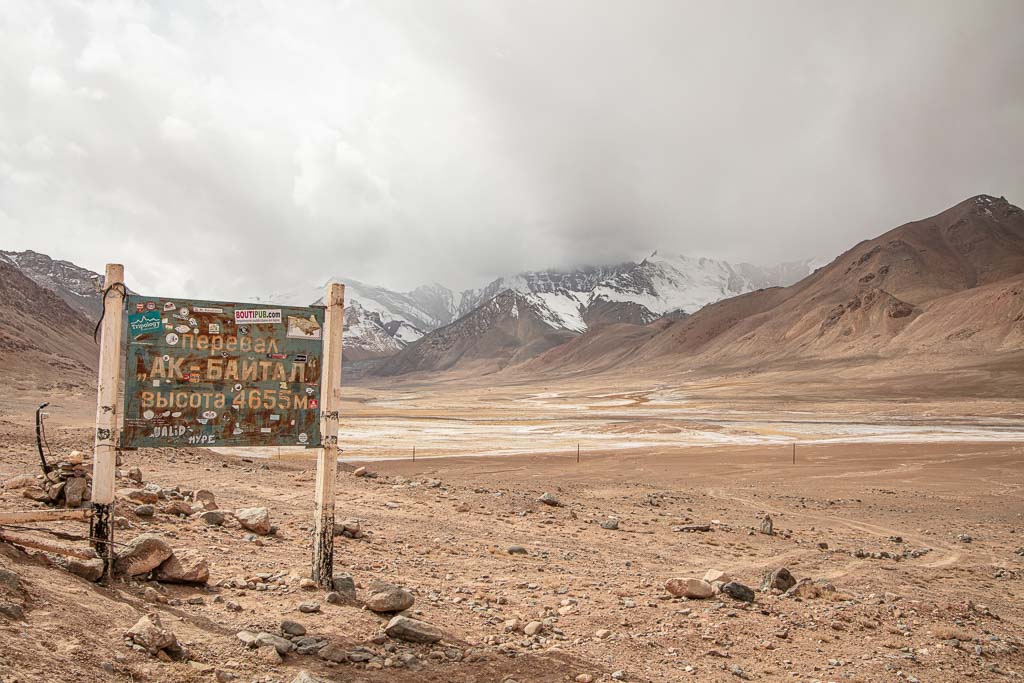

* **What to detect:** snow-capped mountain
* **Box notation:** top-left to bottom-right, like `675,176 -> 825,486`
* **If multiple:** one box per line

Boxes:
0,250 -> 105,320
268,255 -> 818,359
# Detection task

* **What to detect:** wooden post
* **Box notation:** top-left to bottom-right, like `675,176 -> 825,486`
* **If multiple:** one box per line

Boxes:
412,446 -> 415,462
90,264 -> 124,579
577,443 -> 580,463
792,442 -> 796,465
312,283 -> 344,587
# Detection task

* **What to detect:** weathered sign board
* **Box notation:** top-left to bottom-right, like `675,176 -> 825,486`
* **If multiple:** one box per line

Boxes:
121,295 -> 326,449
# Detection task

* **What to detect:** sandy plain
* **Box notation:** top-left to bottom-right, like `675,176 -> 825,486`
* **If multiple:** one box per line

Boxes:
0,374 -> 1023,683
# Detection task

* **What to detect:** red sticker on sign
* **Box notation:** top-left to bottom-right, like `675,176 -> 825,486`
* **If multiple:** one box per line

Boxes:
309,399 -> 318,410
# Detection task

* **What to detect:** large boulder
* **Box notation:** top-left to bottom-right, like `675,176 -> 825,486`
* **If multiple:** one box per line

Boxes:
115,534 -> 173,577
125,613 -> 177,653
153,551 -> 209,584
665,578 -> 714,599
235,507 -> 272,535
64,477 -> 88,507
385,615 -> 443,643
364,582 -> 414,613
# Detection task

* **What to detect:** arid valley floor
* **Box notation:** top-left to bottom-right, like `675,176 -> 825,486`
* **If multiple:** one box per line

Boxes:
1,376 -> 1023,683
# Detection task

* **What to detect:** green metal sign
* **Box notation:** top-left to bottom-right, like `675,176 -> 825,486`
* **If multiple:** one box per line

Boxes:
121,295 -> 325,449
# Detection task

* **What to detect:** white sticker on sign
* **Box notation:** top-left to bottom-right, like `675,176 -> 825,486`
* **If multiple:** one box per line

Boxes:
193,306 -> 223,314
234,309 -> 282,324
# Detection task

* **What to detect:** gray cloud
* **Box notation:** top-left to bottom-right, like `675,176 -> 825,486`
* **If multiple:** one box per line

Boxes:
0,1 -> 1021,299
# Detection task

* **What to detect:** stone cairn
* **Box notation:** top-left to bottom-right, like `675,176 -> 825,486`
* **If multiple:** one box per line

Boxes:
24,450 -> 92,508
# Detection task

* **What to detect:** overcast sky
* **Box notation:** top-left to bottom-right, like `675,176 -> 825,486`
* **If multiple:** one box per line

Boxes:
1,1 -> 1022,299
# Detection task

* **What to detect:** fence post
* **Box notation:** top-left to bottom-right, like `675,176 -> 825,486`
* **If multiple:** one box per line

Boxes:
312,283 -> 344,587
90,264 -> 125,580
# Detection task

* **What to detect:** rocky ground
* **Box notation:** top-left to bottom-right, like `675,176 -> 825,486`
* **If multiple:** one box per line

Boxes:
1,405 -> 1023,682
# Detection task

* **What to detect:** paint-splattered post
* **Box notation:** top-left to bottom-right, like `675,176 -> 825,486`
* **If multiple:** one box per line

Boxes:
312,283 -> 344,586
91,264 -> 125,577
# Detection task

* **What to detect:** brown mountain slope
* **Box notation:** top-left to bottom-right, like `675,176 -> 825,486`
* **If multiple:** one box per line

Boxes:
0,259 -> 97,390
375,290 -> 578,376
521,195 -> 1024,376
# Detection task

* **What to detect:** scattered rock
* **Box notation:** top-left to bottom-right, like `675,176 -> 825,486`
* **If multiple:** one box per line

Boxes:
124,489 -> 159,504
957,533 -> 973,544
199,510 -> 227,526
254,632 -> 294,655
595,629 -> 612,639
334,519 -> 362,538
298,602 -> 320,613
236,631 -> 259,647
523,620 -> 544,636
127,466 -> 143,484
672,524 -> 712,533
125,613 -> 177,654
721,581 -> 755,602
193,489 -> 217,510
318,643 -> 348,663
600,518 -> 620,530
364,582 -> 414,613
763,567 -> 796,592
134,504 -> 155,517
666,578 -> 714,599
63,477 -> 88,507
114,534 -> 173,577
236,507 -> 272,535
153,550 -> 209,584
161,501 -> 193,517
704,569 -> 732,584
385,615 -> 443,643
299,577 -> 316,590
256,647 -> 283,664
281,620 -> 306,637
507,545 -> 528,555
760,515 -> 773,535
352,466 -> 367,477
330,573 -> 356,601
538,492 -> 563,507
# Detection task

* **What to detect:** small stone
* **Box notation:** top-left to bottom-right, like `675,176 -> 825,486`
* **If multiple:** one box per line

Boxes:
161,501 -> 193,517
507,545 -> 528,555
127,466 -> 143,484
298,602 -> 320,613
576,675 -> 594,683
612,671 -> 626,681
385,615 -> 444,643
600,518 -> 619,530
236,630 -> 259,647
318,643 -> 348,663
199,510 -> 227,526
281,620 -> 306,637
721,581 -> 755,602
124,489 -> 158,504
760,515 -> 773,535
254,632 -> 294,655
64,477 -> 88,507
352,466 -> 367,477
665,578 -> 714,599
125,614 -> 177,653
704,569 -> 732,584
299,577 -> 316,590
331,572 -> 356,600
235,507 -> 272,535
134,504 -> 155,517
364,582 -> 414,612
523,620 -> 543,636
595,629 -> 612,639
538,492 -> 563,507
763,567 -> 796,592
785,578 -> 820,599
193,489 -> 217,510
